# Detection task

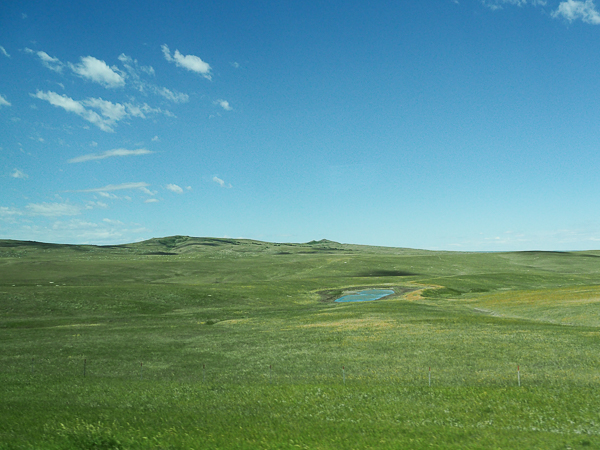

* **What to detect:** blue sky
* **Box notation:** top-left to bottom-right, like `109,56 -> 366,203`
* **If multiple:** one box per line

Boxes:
1,0 -> 600,250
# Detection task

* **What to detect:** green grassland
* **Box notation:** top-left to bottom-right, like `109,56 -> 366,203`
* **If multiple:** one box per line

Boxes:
1,236 -> 600,449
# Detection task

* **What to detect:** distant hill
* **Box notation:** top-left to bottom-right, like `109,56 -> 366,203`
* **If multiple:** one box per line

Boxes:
0,235 -> 433,258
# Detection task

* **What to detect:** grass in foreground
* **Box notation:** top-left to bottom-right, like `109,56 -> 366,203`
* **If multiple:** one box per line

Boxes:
1,237 -> 600,448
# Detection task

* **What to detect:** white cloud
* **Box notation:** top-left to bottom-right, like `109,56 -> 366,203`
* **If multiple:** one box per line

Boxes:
481,0 -> 546,9
25,48 -> 64,72
10,169 -> 28,179
48,219 -> 149,244
118,53 -> 154,77
140,186 -> 157,196
32,90 -> 169,132
98,192 -> 119,199
32,90 -> 114,132
166,183 -> 184,194
0,94 -> 10,107
215,99 -> 233,111
156,86 -> 189,103
26,202 -> 80,217
140,65 -> 155,76
145,198 -> 159,203
162,44 -> 212,80
552,0 -> 600,23
0,46 -> 10,57
82,97 -> 129,122
68,148 -> 153,163
86,201 -> 108,209
69,56 -> 125,88
213,176 -> 232,188
119,53 -> 189,103
0,207 -> 23,218
76,182 -> 152,193
103,218 -> 124,225
152,136 -> 160,142
38,51 -> 64,72
2,218 -> 150,245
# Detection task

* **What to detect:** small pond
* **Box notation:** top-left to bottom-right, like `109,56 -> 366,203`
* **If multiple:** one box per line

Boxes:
335,289 -> 395,303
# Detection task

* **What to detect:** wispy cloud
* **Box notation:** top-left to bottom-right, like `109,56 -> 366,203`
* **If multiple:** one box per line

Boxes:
156,87 -> 189,103
0,46 -> 10,58
32,90 -> 110,131
32,90 -> 169,132
10,169 -> 28,179
26,202 -> 80,217
75,182 -> 152,193
45,219 -> 151,244
103,218 -> 124,225
69,56 -> 125,88
38,51 -> 64,72
32,90 -> 114,132
26,50 -> 129,87
0,206 -> 22,219
97,192 -> 119,199
145,198 -> 159,203
481,0 -> 546,10
162,44 -> 212,80
81,97 -> 131,122
68,148 -> 153,163
165,183 -> 184,194
86,201 -> 108,209
117,53 -> 154,77
118,53 -> 189,103
552,0 -> 600,23
0,94 -> 10,107
215,99 -> 232,111
0,218 -> 150,245
213,176 -> 232,188
25,48 -> 64,72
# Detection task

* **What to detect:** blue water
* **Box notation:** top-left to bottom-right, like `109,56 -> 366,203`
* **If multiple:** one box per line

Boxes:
335,289 -> 395,303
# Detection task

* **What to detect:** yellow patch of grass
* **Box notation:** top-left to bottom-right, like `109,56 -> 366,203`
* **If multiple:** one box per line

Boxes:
404,284 -> 443,301
220,318 -> 253,325
467,285 -> 600,326
299,317 -> 396,331
479,286 -> 600,307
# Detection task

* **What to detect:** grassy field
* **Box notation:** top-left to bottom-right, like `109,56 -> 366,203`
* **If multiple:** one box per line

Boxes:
1,236 -> 600,449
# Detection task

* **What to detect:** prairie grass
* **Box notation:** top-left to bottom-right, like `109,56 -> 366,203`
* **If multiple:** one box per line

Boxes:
1,238 -> 600,448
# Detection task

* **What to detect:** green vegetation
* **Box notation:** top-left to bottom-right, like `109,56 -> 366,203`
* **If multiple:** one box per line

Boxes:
1,236 -> 599,449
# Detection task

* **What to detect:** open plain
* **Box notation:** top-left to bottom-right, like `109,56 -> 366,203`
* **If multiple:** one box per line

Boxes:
1,236 -> 600,449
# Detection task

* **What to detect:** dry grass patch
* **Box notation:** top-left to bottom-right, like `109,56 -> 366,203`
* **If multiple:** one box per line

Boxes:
467,285 -> 600,327
298,317 -> 396,331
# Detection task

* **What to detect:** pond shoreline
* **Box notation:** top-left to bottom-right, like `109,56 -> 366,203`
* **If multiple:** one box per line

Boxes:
317,285 -> 420,303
